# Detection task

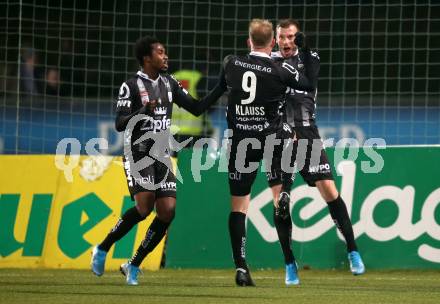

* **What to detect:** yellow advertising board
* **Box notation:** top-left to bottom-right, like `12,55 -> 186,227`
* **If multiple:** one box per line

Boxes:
0,155 -> 165,271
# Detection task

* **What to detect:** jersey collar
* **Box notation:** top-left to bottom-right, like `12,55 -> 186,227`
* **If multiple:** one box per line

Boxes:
270,49 -> 299,59
249,51 -> 271,59
271,51 -> 283,58
137,70 -> 166,84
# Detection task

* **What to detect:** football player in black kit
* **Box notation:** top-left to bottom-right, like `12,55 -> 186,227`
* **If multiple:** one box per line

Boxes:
269,19 -> 365,285
206,19 -> 319,287
91,36 -> 222,285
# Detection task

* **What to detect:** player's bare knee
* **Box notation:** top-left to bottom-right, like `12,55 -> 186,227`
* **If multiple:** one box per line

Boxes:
156,206 -> 175,223
134,192 -> 155,218
134,204 -> 152,219
270,184 -> 282,205
155,197 -> 176,223
231,195 -> 250,213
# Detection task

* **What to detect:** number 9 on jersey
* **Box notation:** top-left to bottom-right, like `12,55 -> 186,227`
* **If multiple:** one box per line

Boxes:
241,71 -> 256,105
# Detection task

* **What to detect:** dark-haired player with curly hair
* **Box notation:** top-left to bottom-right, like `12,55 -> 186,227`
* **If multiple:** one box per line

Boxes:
90,36 -> 222,285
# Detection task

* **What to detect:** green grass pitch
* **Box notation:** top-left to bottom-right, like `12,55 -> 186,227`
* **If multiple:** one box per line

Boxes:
1,268 -> 439,304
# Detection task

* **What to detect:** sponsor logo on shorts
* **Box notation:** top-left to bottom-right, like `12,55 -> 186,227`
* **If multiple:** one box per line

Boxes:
265,171 -> 278,181
134,176 -> 154,185
229,171 -> 242,181
160,181 -> 176,191
308,163 -> 331,174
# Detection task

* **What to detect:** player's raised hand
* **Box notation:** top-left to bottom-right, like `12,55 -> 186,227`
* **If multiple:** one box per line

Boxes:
294,32 -> 306,49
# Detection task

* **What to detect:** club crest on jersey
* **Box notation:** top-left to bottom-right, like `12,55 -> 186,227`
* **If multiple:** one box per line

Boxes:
154,107 -> 167,115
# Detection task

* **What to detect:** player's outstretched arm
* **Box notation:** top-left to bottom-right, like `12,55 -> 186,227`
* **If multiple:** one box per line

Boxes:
170,68 -> 227,116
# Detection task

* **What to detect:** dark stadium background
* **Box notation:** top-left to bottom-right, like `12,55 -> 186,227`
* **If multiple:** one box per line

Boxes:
1,0 -> 439,153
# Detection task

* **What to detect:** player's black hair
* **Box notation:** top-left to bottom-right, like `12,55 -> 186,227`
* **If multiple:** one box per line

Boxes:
277,18 -> 301,31
134,36 -> 161,66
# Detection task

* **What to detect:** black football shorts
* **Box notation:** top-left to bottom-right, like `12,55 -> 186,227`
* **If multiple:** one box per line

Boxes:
268,125 -> 334,187
122,150 -> 177,200
228,124 -> 295,196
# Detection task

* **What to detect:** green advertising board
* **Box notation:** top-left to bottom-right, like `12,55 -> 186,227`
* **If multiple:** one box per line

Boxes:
167,146 -> 440,269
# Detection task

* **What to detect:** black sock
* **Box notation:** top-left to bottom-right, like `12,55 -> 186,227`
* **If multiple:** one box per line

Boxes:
327,196 -> 358,252
273,208 -> 295,265
129,217 -> 170,267
281,172 -> 294,194
228,212 -> 247,269
98,207 -> 144,252
281,138 -> 297,194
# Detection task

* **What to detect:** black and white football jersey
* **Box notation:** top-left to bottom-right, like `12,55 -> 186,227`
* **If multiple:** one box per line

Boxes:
219,51 -> 318,135
272,50 -> 320,127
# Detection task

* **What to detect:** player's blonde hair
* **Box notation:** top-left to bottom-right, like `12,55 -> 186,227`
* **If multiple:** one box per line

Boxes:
249,18 -> 274,48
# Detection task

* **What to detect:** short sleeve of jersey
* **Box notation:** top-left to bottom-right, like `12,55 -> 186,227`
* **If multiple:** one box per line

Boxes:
115,81 -> 133,114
